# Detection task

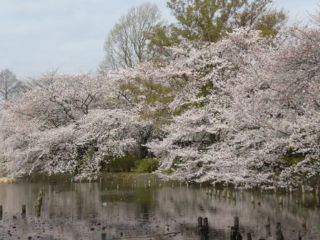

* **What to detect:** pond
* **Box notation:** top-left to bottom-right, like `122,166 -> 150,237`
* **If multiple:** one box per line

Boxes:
0,174 -> 319,240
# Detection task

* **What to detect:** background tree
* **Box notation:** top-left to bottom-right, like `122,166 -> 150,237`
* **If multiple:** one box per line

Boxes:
99,3 -> 161,72
0,69 -> 26,102
148,0 -> 286,49
232,0 -> 286,37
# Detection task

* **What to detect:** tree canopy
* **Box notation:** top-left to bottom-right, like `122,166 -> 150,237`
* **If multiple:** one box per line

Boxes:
0,69 -> 26,102
147,0 -> 286,51
99,3 -> 161,72
1,3 -> 319,189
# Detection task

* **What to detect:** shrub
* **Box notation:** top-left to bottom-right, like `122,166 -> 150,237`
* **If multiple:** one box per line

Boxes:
136,158 -> 159,173
106,155 -> 138,172
161,168 -> 174,175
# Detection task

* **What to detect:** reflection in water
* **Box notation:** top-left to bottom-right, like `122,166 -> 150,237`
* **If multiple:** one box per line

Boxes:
0,174 -> 319,240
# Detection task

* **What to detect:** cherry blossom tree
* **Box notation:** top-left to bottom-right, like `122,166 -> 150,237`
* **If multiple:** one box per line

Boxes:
0,72 -> 141,180
147,22 -> 320,188
0,11 -> 319,187
226,20 -> 320,187
146,28 -> 274,186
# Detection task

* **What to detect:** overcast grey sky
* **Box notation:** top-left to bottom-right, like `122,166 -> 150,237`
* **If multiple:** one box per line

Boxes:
0,0 -> 319,79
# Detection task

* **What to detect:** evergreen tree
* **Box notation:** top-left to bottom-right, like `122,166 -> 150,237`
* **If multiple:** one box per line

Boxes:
148,0 -> 286,50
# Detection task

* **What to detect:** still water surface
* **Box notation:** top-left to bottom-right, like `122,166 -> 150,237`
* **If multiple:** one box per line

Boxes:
0,174 -> 319,240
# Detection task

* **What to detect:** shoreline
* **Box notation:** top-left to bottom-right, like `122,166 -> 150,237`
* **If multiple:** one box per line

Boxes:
0,172 -> 319,194
0,177 -> 17,183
